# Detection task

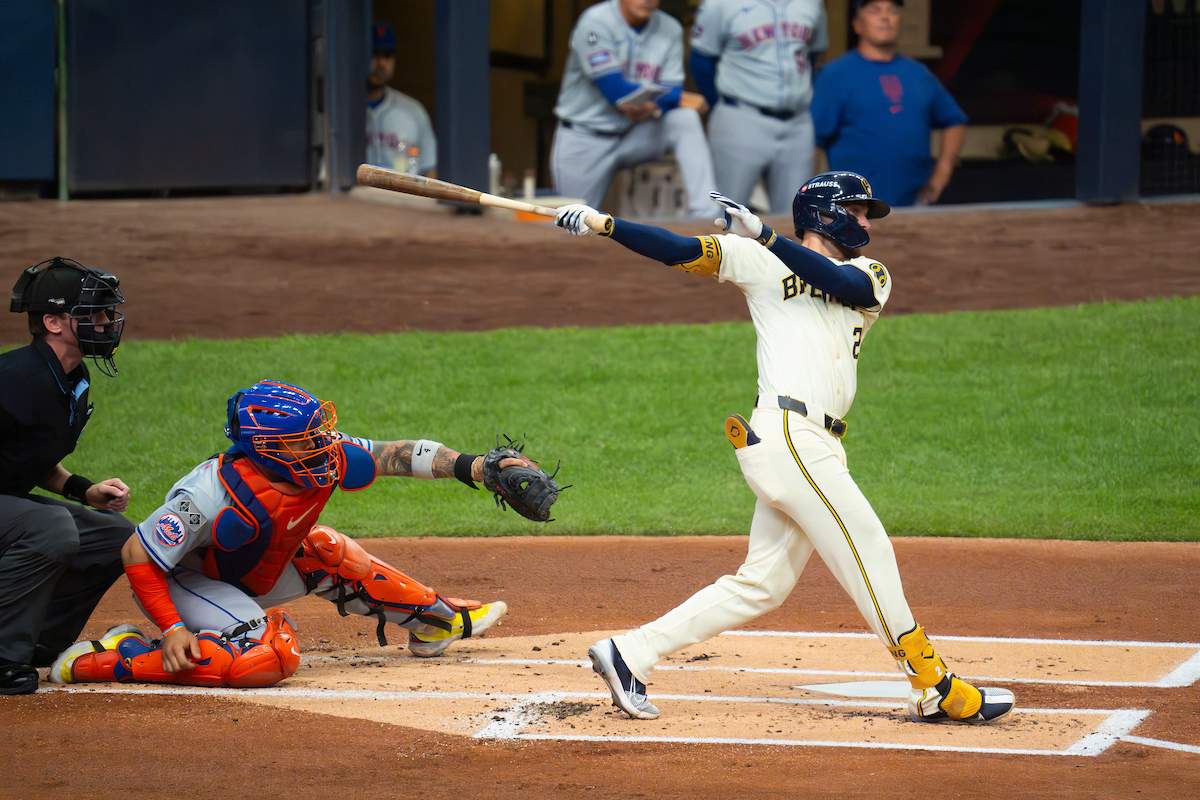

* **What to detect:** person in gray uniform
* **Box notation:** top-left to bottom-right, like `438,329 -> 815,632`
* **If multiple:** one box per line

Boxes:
690,0 -> 828,213
552,0 -> 716,218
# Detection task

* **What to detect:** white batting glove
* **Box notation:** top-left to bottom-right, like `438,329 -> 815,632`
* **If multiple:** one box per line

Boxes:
710,192 -> 763,239
555,204 -> 600,236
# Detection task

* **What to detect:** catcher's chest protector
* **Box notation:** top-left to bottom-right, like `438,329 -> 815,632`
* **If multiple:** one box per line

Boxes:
201,454 -> 334,596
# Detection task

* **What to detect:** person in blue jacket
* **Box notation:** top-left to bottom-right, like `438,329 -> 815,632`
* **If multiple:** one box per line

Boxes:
811,0 -> 967,207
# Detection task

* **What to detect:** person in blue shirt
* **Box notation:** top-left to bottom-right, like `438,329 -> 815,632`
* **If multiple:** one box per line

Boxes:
811,0 -> 966,207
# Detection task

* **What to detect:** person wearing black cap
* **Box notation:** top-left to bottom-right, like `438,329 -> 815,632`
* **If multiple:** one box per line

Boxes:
0,257 -> 134,694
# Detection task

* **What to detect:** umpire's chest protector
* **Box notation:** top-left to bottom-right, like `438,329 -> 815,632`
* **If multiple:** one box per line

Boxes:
200,445 -> 375,596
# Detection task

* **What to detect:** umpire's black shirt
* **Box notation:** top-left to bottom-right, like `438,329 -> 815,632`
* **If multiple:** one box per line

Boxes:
0,337 -> 93,496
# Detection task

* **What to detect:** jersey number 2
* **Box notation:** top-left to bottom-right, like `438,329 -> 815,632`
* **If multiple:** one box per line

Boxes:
853,326 -> 864,359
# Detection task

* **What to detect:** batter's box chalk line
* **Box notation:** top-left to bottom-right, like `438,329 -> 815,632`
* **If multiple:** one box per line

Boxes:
719,630 -> 1200,688
41,685 -> 1194,757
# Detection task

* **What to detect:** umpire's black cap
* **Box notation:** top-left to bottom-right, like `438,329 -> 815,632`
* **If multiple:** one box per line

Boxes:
10,257 -> 123,315
853,0 -> 904,10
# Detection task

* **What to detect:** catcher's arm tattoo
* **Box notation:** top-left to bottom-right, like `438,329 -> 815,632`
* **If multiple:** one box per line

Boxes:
371,440 -> 484,481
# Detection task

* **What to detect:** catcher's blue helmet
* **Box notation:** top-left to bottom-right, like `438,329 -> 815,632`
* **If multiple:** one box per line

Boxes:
793,171 -> 890,250
225,380 -> 340,488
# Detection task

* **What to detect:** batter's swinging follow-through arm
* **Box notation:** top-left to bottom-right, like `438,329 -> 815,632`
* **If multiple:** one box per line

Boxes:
554,201 -> 878,308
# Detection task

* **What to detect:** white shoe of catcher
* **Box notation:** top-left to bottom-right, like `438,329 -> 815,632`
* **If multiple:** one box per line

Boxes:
588,638 -> 660,720
408,601 -> 507,658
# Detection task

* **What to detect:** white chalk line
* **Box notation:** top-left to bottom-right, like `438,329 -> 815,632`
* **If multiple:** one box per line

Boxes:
462,657 -> 1191,689
475,691 -> 1149,758
1120,735 -> 1200,754
503,734 -> 1085,757
295,632 -> 1200,687
42,684 -> 1164,757
37,682 -> 1118,713
1064,710 -> 1154,756
722,630 -> 1200,648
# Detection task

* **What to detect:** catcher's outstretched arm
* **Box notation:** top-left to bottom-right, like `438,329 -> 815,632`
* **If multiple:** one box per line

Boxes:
371,439 -> 483,483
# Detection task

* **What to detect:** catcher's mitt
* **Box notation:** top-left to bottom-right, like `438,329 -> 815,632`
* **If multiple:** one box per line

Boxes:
482,434 -> 565,522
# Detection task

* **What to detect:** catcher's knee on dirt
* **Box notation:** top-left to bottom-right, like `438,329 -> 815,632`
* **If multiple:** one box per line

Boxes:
294,525 -> 468,646
74,608 -> 302,687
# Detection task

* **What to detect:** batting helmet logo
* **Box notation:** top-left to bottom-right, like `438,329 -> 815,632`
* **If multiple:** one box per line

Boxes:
155,513 -> 187,547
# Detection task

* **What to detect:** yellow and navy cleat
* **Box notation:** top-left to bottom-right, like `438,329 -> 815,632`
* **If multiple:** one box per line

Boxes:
48,624 -> 149,684
909,675 -> 1015,723
408,601 -> 508,658
725,414 -> 761,449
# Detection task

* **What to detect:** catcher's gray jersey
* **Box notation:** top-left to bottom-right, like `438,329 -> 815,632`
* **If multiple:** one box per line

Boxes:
554,0 -> 685,135
135,457 -> 225,573
135,431 -> 375,574
691,0 -> 828,112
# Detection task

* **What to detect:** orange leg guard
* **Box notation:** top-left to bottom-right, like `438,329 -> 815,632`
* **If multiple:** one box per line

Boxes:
125,608 -> 301,688
294,525 -> 481,645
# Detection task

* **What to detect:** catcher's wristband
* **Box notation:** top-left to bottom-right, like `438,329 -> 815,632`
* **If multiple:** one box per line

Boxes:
756,225 -> 778,248
454,453 -> 481,489
62,473 -> 94,504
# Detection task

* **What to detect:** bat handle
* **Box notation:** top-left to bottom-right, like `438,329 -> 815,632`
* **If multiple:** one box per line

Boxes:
584,213 -> 611,233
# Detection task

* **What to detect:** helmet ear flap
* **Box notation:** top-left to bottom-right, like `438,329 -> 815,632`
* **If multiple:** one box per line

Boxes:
227,391 -> 245,440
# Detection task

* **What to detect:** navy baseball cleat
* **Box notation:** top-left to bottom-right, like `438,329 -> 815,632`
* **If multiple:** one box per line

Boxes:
909,674 -> 1015,723
588,638 -> 660,720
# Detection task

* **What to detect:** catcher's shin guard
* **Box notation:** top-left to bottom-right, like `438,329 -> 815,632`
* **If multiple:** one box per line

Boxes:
295,525 -> 477,647
125,608 -> 301,688
893,624 -> 1015,723
48,624 -> 150,684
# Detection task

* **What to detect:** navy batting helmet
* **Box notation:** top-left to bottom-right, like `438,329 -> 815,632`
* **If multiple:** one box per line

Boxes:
793,171 -> 890,250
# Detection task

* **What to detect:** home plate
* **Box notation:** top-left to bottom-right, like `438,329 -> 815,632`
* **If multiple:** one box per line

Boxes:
794,680 -> 912,699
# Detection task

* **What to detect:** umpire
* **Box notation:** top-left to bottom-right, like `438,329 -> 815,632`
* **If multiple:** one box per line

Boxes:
0,257 -> 133,694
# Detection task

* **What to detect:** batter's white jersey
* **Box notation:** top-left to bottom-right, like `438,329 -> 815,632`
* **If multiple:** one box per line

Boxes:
366,87 -> 437,174
692,0 -> 828,113
554,0 -> 685,135
713,234 -> 891,418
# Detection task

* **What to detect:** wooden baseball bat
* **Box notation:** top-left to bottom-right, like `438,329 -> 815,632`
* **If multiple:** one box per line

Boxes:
356,164 -> 609,231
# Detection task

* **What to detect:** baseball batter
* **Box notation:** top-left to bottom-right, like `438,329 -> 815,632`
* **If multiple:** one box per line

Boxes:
554,173 -> 1014,724
47,380 -> 559,688
690,0 -> 828,213
552,0 -> 716,217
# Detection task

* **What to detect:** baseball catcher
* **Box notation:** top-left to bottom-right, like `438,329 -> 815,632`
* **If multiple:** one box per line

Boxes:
48,379 -> 562,688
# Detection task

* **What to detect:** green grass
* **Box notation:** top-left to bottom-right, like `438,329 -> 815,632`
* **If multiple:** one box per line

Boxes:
16,296 -> 1198,541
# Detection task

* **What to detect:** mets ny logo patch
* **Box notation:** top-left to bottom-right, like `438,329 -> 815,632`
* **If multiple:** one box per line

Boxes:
155,512 -> 187,547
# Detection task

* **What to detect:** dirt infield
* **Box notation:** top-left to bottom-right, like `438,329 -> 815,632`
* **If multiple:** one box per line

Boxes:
1,194 -> 1199,343
1,196 -> 1198,798
3,537 -> 1199,798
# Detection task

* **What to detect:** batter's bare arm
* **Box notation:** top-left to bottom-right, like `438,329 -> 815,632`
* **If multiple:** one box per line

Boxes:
370,439 -> 485,482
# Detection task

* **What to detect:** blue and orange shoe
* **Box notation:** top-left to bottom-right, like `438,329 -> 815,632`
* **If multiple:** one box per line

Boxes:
48,624 -> 153,684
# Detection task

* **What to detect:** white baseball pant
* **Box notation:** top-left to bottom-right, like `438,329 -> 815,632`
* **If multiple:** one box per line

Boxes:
613,406 -> 918,683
